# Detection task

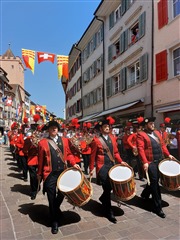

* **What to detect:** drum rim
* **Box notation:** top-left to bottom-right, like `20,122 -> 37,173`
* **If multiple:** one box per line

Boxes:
158,158 -> 180,178
57,167 -> 84,193
108,164 -> 134,183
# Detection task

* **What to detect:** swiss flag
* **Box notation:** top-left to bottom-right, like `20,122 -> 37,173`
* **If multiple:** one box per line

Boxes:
37,52 -> 55,64
6,97 -> 12,106
36,105 -> 42,112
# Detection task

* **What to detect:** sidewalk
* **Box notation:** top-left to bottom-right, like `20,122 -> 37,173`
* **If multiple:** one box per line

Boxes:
0,145 -> 179,240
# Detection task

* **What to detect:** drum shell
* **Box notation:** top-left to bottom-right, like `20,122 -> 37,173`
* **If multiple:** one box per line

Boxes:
158,159 -> 180,191
109,164 -> 136,201
57,168 -> 92,206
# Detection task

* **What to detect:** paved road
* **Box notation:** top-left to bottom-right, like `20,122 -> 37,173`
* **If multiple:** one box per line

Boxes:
0,145 -> 179,240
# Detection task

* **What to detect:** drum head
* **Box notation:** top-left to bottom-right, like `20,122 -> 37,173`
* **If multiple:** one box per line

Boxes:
159,160 -> 180,177
109,165 -> 132,181
58,169 -> 82,192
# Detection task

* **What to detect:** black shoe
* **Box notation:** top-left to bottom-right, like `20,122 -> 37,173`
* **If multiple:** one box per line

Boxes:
106,209 -> 117,223
31,193 -> 36,200
23,178 -> 28,182
139,178 -> 145,181
153,210 -> 166,218
51,222 -> 59,234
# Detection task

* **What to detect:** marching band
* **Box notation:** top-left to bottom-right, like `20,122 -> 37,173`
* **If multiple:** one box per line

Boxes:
5,116 -> 180,234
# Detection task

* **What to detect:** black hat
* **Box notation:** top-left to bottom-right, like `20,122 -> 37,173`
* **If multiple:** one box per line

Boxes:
41,120 -> 60,131
142,117 -> 156,125
94,119 -> 110,130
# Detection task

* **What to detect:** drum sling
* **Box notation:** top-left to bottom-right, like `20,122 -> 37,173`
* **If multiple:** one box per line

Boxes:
47,139 -> 68,169
98,137 -> 115,164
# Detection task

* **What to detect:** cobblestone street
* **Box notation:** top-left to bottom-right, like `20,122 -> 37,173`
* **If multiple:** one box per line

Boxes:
0,145 -> 179,240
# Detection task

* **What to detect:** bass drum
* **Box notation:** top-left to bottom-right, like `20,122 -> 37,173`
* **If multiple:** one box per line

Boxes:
158,159 -> 180,191
57,167 -> 93,206
109,164 -> 136,201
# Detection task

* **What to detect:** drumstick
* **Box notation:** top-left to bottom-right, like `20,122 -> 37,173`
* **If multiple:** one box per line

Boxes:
145,171 -> 150,185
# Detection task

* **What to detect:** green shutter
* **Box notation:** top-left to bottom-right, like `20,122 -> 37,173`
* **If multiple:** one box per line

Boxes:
94,89 -> 97,104
101,54 -> 104,71
100,24 -> 104,41
108,45 -> 113,63
109,11 -> 114,29
139,12 -> 146,38
120,32 -> 125,54
124,29 -> 128,51
93,33 -> 96,50
140,53 -> 148,82
120,68 -> 127,91
121,0 -> 126,15
106,78 -> 112,97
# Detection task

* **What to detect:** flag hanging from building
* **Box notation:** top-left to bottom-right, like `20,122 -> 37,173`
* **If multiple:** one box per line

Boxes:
5,97 -> 12,106
37,52 -> 55,64
30,105 -> 35,116
62,63 -> 69,79
57,55 -> 69,80
22,49 -> 35,74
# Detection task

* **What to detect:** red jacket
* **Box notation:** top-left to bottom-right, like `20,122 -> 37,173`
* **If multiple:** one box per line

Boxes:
127,133 -> 137,149
23,137 -> 38,166
89,135 -> 122,175
37,137 -> 76,181
15,133 -> 25,156
137,130 -> 170,164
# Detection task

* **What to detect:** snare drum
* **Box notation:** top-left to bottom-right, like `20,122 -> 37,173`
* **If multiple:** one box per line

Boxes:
57,167 -> 92,206
109,164 -> 136,201
158,159 -> 180,191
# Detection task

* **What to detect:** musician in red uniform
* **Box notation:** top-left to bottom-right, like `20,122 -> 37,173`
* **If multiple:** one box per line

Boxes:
137,117 -> 175,218
15,129 -> 28,181
23,128 -> 40,200
159,123 -> 169,146
37,120 -> 80,234
89,119 -> 128,223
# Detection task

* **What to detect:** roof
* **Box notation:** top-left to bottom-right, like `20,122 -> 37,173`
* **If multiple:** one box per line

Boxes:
2,48 -> 16,59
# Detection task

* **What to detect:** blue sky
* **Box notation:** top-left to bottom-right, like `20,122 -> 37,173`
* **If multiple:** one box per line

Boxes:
1,0 -> 101,118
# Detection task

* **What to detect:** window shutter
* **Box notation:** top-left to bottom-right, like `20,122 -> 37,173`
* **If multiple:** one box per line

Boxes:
139,12 -> 146,38
124,29 -> 128,51
94,61 -> 97,75
93,33 -> 96,50
121,0 -> 126,16
94,89 -> 97,104
156,50 -> 168,82
106,78 -> 112,97
140,53 -> 148,82
108,45 -> 113,63
120,68 -> 127,91
101,54 -> 104,70
87,68 -> 90,81
109,11 -> 114,29
120,32 -> 125,54
158,0 -> 168,29
100,25 -> 104,42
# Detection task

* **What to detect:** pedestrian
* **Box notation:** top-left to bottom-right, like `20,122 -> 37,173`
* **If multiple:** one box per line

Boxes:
137,117 -> 176,218
37,120 -> 80,234
168,132 -> 178,159
89,118 -> 128,223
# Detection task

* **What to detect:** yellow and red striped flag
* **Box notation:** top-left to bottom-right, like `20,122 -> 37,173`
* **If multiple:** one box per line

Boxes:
22,49 -> 35,74
57,55 -> 69,80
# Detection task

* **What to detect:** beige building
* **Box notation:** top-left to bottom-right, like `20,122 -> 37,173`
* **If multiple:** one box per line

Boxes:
66,0 -> 154,125
153,0 -> 180,126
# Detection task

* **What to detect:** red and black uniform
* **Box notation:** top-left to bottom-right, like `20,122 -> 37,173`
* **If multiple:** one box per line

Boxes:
15,133 -> 28,180
37,136 -> 76,224
89,134 -> 122,211
137,130 -> 170,212
23,136 -> 38,198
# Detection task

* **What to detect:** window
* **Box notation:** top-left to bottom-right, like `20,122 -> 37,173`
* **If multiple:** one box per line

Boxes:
173,47 -> 180,76
115,5 -> 121,23
128,62 -> 140,87
173,0 -> 180,18
113,74 -> 120,94
130,23 -> 139,45
97,87 -> 103,102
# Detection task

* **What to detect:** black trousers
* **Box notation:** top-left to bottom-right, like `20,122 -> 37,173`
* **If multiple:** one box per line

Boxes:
98,165 -> 113,210
28,165 -> 38,194
82,154 -> 90,172
44,171 -> 64,223
141,162 -> 162,212
20,156 -> 28,179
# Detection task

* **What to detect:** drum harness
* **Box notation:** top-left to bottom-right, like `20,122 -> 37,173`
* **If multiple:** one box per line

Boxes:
98,137 -> 135,210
